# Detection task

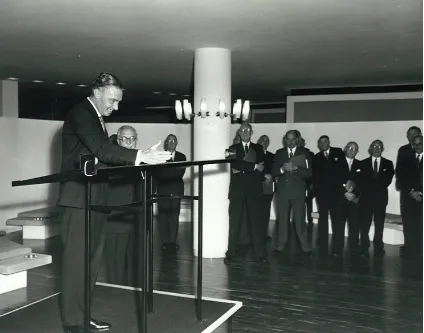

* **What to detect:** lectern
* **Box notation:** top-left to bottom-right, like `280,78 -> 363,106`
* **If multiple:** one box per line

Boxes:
12,154 -> 234,333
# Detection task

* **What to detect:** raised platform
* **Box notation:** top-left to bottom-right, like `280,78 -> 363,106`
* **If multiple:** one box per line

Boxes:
311,212 -> 404,245
6,207 -> 60,240
0,283 -> 242,333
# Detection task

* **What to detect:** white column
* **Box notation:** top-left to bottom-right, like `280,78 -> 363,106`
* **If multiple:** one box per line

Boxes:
193,48 -> 231,258
0,80 -> 19,117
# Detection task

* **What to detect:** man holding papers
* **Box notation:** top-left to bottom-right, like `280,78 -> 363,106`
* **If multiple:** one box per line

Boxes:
271,130 -> 313,257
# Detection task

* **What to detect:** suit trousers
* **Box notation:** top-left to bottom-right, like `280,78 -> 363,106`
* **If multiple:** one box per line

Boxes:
401,193 -> 423,253
305,189 -> 314,222
158,198 -> 181,244
359,199 -> 387,251
227,188 -> 265,258
59,206 -> 108,327
332,199 -> 359,254
315,193 -> 337,246
275,195 -> 310,252
260,194 -> 274,238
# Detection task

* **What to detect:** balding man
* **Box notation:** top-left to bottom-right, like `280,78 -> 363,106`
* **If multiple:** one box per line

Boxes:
359,140 -> 394,258
332,142 -> 361,257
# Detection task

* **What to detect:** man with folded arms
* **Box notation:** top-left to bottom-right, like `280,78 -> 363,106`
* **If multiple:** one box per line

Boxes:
396,135 -> 423,256
332,142 -> 361,258
359,140 -> 394,258
57,72 -> 171,333
272,130 -> 313,257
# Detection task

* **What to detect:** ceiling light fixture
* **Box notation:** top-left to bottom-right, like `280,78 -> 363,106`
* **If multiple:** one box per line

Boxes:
174,98 -> 248,121
56,82 -> 66,85
77,84 -> 87,87
153,91 -> 161,95
168,93 -> 177,96
32,80 -> 43,83
6,77 -> 18,80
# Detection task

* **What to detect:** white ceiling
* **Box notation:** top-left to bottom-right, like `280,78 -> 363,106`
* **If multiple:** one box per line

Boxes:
0,0 -> 422,106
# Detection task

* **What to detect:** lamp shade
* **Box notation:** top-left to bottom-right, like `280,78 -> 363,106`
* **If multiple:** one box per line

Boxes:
175,100 -> 183,120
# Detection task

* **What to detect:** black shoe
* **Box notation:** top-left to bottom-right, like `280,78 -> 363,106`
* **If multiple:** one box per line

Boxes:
90,318 -> 111,331
374,249 -> 385,258
63,326 -> 85,333
272,249 -> 283,256
224,256 -> 233,264
256,256 -> 268,263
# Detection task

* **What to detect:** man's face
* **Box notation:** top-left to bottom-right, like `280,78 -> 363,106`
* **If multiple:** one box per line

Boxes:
318,138 -> 330,152
117,128 -> 137,149
165,135 -> 178,152
238,124 -> 252,143
257,136 -> 270,151
345,143 -> 358,159
94,86 -> 123,116
370,140 -> 384,158
286,132 -> 297,149
407,129 -> 421,144
413,136 -> 423,154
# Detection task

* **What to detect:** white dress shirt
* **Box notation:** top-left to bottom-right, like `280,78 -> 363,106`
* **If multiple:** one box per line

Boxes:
416,153 -> 423,163
346,157 -> 353,171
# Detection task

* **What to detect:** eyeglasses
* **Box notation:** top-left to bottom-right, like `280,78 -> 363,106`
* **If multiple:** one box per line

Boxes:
371,145 -> 383,149
346,147 -> 358,152
239,129 -> 251,133
118,136 -> 137,143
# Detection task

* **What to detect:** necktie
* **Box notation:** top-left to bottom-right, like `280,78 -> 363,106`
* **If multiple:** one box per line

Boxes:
348,159 -> 352,171
244,144 -> 249,155
289,149 -> 293,158
324,151 -> 329,160
373,158 -> 378,177
99,117 -> 106,132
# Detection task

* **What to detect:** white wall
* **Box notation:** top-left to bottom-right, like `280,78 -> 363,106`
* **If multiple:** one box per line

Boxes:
0,118 -> 421,230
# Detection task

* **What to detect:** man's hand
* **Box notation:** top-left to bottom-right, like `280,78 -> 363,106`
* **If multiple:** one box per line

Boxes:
282,163 -> 291,172
410,191 -> 423,202
255,162 -> 264,172
232,168 -> 241,174
264,173 -> 272,184
344,192 -> 356,201
135,140 -> 172,165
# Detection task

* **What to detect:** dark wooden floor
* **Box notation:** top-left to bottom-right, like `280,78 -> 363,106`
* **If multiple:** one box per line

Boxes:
0,220 -> 422,333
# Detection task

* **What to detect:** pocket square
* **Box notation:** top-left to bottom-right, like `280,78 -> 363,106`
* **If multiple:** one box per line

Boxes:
334,157 -> 338,161
383,169 -> 387,171
356,169 -> 361,172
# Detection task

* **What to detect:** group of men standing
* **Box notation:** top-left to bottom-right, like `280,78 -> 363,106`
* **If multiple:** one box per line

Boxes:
225,123 -> 423,264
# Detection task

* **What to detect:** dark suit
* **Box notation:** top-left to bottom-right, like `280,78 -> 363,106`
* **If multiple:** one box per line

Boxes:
226,142 -> 266,258
57,98 -> 137,327
272,146 -> 312,252
396,154 -> 423,253
260,150 -> 275,238
359,157 -> 395,252
155,151 -> 186,245
304,149 -> 315,223
332,157 -> 361,255
312,147 -> 345,245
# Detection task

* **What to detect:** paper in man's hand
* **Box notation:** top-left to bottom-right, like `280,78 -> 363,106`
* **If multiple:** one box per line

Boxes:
243,148 -> 257,163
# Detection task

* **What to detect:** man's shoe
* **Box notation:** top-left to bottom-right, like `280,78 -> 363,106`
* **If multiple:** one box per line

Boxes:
256,256 -> 268,263
90,318 -> 111,331
63,326 -> 85,333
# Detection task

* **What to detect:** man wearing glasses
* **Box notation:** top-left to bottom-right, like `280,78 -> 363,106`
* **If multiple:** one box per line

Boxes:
359,140 -> 394,258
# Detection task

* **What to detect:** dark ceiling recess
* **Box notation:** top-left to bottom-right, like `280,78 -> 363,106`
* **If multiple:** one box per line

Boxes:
290,84 -> 423,96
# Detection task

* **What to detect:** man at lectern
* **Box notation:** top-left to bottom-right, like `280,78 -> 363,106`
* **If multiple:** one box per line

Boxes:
225,123 -> 267,263
56,72 -> 171,333
155,134 -> 186,254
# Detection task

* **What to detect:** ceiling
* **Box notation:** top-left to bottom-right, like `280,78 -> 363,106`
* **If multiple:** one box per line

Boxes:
0,0 -> 422,111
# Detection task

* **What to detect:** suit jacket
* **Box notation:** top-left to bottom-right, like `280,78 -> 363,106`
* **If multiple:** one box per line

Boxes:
263,151 -> 275,175
229,142 -> 265,196
360,156 -> 395,206
155,151 -> 186,195
312,147 -> 345,196
333,157 -> 361,198
271,146 -> 312,199
304,148 -> 315,188
395,143 -> 416,190
57,98 -> 138,208
396,154 -> 423,194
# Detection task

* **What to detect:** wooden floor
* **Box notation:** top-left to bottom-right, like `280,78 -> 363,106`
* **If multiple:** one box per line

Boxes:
0,221 -> 422,333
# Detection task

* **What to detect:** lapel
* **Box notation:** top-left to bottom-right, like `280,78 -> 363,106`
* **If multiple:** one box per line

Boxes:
379,157 -> 384,173
86,99 -> 108,136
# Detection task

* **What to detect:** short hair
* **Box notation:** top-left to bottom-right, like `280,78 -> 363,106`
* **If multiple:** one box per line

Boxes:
117,125 -> 137,137
318,135 -> 330,142
257,135 -> 269,142
294,130 -> 302,138
92,72 -> 123,91
166,134 -> 177,141
239,122 -> 253,131
407,126 -> 422,134
413,135 -> 423,141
